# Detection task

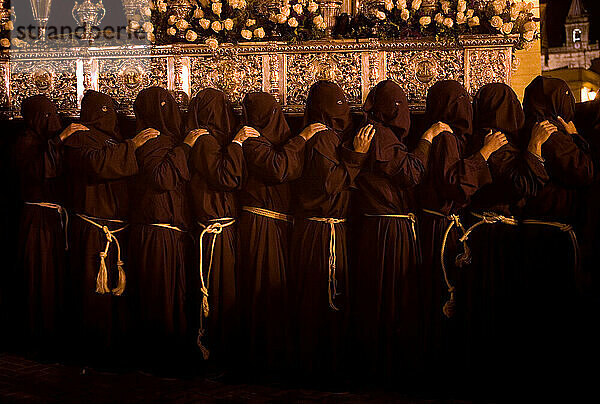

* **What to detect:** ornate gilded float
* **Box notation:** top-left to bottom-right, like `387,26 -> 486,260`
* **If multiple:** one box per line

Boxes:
0,34 -> 518,118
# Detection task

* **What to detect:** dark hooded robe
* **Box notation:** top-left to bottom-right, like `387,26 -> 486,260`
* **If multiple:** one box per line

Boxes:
186,88 -> 243,366
63,90 -> 139,364
238,92 -> 306,372
127,87 -> 192,369
458,83 -> 550,377
518,76 -> 594,377
415,80 -> 492,381
14,95 -> 67,356
289,81 -> 366,378
351,80 -> 430,378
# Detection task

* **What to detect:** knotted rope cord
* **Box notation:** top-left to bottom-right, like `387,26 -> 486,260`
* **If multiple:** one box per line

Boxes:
459,212 -> 519,244
25,202 -> 70,250
307,217 -> 347,311
149,223 -> 185,232
363,213 -> 418,242
521,218 -> 581,282
76,214 -> 127,296
196,218 -> 236,360
423,209 -> 471,318
242,206 -> 294,223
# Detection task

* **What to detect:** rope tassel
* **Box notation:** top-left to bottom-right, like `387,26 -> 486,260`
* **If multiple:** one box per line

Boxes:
96,252 -> 110,294
112,260 -> 126,296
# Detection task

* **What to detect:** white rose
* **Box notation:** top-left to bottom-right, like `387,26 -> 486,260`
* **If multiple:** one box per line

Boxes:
199,18 -> 211,30
468,16 -> 480,27
211,20 -> 223,32
375,11 -> 386,20
293,3 -> 303,15
158,2 -> 167,12
168,14 -> 177,25
142,22 -> 154,33
246,19 -> 256,27
193,8 -> 204,18
1,38 -> 11,47
238,0 -> 247,9
281,6 -> 291,17
434,13 -> 444,24
525,2 -> 534,13
224,18 -> 234,30
288,17 -> 299,27
457,0 -> 467,13
466,9 -> 474,19
307,1 -> 318,13
456,12 -> 466,25
147,32 -> 156,42
523,21 -> 536,32
385,0 -> 394,11
411,0 -> 421,11
492,0 -> 505,15
276,14 -> 288,24
523,30 -> 535,41
167,27 -> 176,36
313,15 -> 324,26
419,16 -> 431,26
443,17 -> 453,28
441,1 -> 450,14
212,2 -> 222,16
254,27 -> 265,38
186,30 -> 198,41
396,0 -> 407,10
176,19 -> 189,30
490,15 -> 503,30
400,8 -> 410,21
241,29 -> 252,39
142,7 -> 152,17
4,21 -> 14,31
205,37 -> 219,49
501,22 -> 514,35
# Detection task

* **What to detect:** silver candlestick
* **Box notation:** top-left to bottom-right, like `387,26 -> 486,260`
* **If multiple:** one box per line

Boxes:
30,0 -> 53,42
72,0 -> 106,41
121,0 -> 147,33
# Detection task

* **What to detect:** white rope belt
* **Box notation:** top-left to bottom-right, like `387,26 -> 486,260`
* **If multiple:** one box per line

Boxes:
148,223 -> 186,232
242,206 -> 294,223
76,214 -> 127,296
364,212 -> 418,242
307,217 -> 347,311
25,202 -> 69,250
196,217 -> 236,359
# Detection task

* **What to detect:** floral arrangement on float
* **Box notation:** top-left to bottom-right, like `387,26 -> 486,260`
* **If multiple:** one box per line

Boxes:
146,0 -> 327,48
0,0 -> 15,49
349,0 -> 539,50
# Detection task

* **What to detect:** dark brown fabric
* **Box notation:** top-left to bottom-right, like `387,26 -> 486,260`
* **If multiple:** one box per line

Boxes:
62,92 -> 138,363
186,90 -> 244,363
471,83 -> 549,216
522,76 -> 594,220
303,80 -> 352,140
425,80 -> 473,142
14,95 -> 66,355
352,80 -> 429,378
81,90 -> 119,138
186,88 -> 239,146
134,87 -> 183,142
238,92 -> 306,370
290,84 -> 366,377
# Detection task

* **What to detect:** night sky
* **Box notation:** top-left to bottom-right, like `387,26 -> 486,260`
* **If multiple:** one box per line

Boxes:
542,0 -> 600,47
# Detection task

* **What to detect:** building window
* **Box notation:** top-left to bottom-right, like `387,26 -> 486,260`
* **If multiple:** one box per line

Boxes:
573,29 -> 582,43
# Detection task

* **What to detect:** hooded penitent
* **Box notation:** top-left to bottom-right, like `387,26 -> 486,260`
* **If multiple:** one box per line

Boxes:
80,90 -> 119,138
242,92 -> 291,147
187,88 -> 239,146
21,95 -> 62,140
426,80 -> 473,142
134,86 -> 183,142
303,80 -> 352,140
473,83 -> 525,148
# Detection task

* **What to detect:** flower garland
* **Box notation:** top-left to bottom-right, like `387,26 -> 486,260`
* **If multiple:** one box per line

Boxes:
348,0 -> 538,50
146,0 -> 326,48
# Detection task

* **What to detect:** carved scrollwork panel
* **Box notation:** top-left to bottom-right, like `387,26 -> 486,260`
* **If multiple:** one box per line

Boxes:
465,48 -> 511,95
0,62 -> 9,110
9,60 -> 78,115
285,52 -> 362,111
386,50 -> 464,106
189,52 -> 263,105
98,57 -> 168,113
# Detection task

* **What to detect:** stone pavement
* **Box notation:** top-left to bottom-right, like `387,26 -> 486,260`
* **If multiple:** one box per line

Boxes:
0,353 -> 479,403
